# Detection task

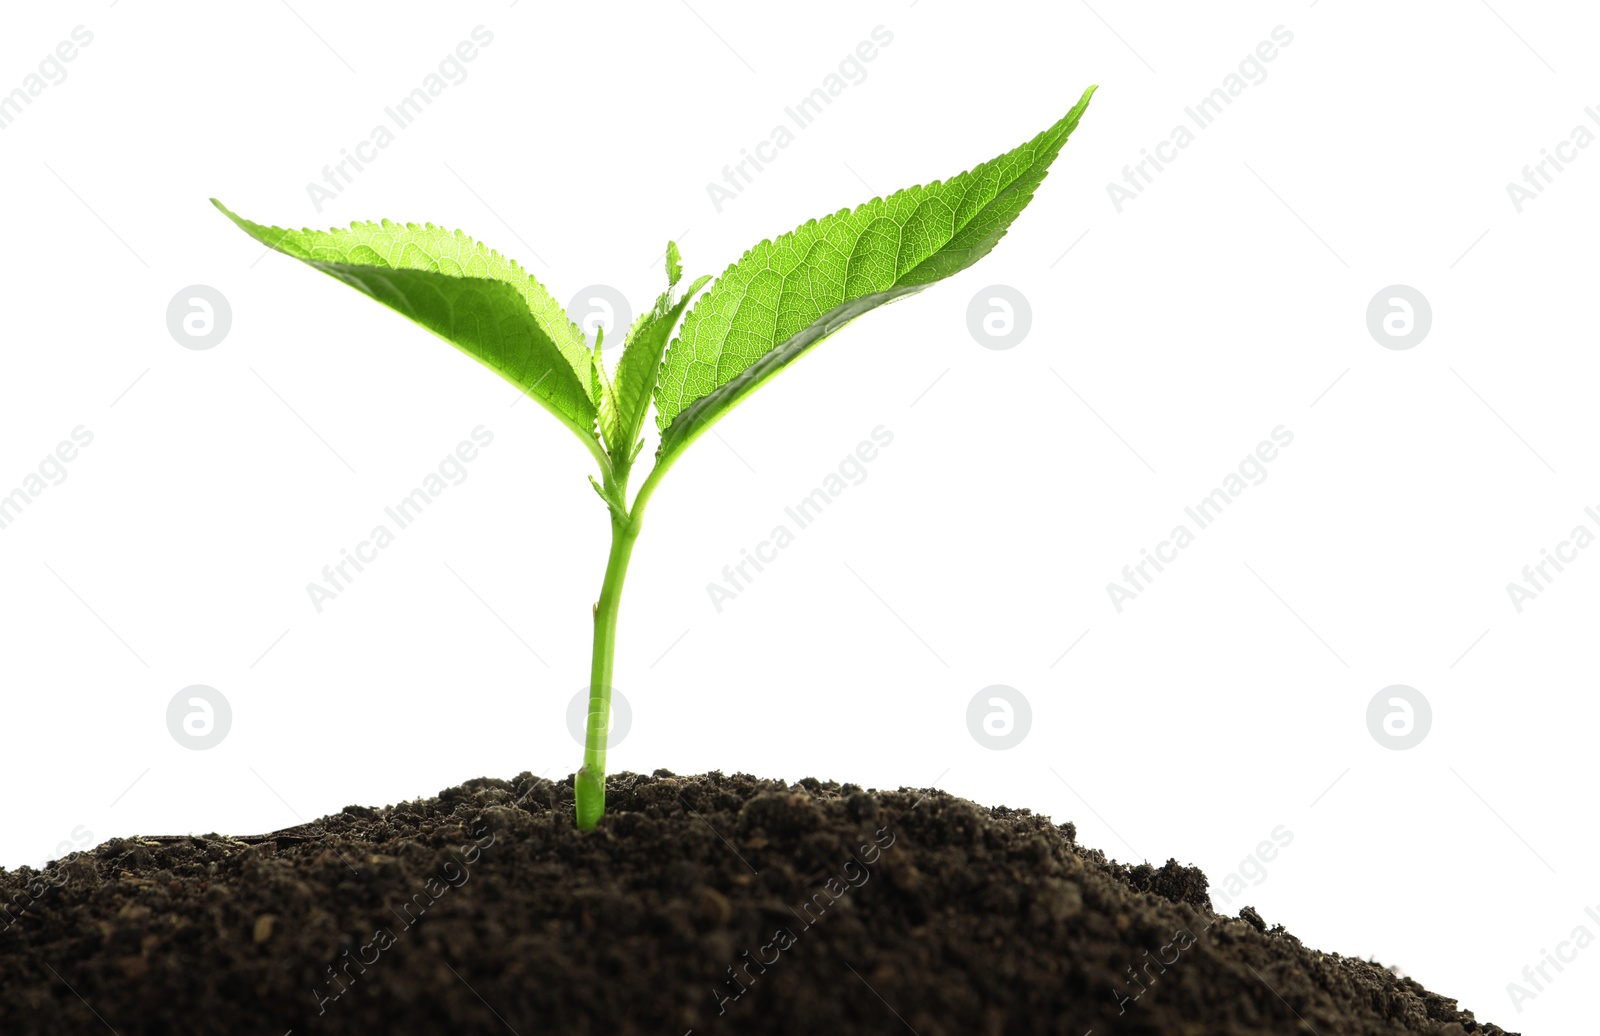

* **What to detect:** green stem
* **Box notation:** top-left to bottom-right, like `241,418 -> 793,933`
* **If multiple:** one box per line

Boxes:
569,408 -> 705,828
574,499 -> 641,830
569,434 -> 703,828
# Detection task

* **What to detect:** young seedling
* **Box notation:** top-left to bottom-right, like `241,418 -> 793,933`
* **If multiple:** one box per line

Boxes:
215,86 -> 1095,830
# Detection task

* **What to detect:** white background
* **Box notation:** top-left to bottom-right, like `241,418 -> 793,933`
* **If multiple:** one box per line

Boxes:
0,1 -> 1592,1031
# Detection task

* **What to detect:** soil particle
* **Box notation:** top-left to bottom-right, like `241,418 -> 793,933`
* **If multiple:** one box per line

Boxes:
0,770 -> 1515,1035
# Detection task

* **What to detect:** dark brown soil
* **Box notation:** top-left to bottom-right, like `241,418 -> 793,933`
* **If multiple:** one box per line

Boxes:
0,771 -> 1513,1035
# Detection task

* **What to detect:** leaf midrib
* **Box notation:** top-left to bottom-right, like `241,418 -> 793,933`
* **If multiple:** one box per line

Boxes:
678,130 -> 1063,444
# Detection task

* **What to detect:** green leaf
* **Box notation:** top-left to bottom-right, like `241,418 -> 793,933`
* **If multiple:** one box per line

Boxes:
590,325 -> 611,433
212,199 -> 599,446
665,240 -> 683,288
603,271 -> 711,462
653,87 -> 1096,460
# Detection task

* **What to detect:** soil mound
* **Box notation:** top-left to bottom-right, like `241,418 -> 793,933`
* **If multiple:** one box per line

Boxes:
0,771 -> 1514,1034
